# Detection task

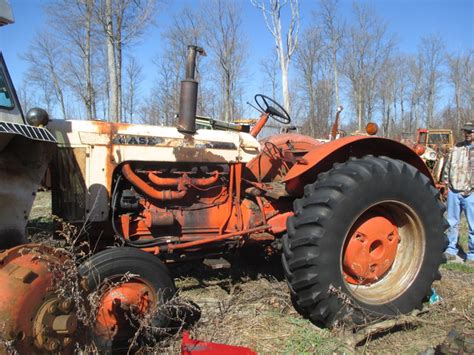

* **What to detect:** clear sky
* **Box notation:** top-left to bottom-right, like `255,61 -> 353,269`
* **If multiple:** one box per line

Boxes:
1,0 -> 473,120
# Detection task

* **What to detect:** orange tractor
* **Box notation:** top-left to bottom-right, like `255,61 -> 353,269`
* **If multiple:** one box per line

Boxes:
0,38 -> 447,352
412,128 -> 454,195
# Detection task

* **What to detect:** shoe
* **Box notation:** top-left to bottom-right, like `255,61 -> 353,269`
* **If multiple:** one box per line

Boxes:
443,252 -> 457,262
444,252 -> 464,263
465,259 -> 474,267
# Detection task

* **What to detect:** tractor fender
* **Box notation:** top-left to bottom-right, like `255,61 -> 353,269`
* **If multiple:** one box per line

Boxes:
283,136 -> 433,195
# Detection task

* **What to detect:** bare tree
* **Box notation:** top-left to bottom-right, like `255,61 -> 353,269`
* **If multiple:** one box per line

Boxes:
251,0 -> 299,113
378,58 -> 397,137
203,0 -> 247,122
123,56 -> 143,123
22,31 -> 68,119
319,0 -> 343,108
295,26 -> 333,136
96,0 -> 157,122
417,35 -> 445,128
447,49 -> 473,130
259,56 -> 280,99
47,0 -> 98,120
144,7 -> 207,126
16,81 -> 37,115
405,55 -> 424,132
342,3 -> 395,131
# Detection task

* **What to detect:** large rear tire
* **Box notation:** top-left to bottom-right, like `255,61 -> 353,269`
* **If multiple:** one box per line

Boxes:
78,247 -> 176,350
282,156 -> 447,327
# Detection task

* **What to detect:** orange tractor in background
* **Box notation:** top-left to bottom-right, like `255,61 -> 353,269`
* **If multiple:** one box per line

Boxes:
412,128 -> 454,195
0,10 -> 447,352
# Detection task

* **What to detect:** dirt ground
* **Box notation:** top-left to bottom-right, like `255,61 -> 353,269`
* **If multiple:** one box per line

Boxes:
26,191 -> 474,354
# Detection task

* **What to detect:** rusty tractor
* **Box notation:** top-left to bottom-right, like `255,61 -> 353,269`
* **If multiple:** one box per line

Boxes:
413,128 -> 454,195
0,35 -> 447,353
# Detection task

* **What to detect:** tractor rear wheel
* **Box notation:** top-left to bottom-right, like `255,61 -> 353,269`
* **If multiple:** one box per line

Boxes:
78,247 -> 176,350
282,156 -> 447,327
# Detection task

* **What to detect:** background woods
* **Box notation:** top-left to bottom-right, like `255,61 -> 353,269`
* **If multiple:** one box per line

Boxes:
16,0 -> 473,140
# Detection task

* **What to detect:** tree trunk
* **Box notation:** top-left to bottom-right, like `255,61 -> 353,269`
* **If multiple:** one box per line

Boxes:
85,0 -> 95,120
116,16 -> 123,123
106,0 -> 118,122
277,38 -> 291,113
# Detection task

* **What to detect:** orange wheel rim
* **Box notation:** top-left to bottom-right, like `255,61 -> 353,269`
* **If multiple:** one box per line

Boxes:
343,213 -> 399,285
95,280 -> 156,340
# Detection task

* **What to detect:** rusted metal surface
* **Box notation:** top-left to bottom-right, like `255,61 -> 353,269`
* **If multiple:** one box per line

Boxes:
115,160 -> 277,253
166,225 -> 270,251
283,136 -> 434,195
178,46 -> 205,134
47,119 -> 260,224
0,136 -> 55,249
143,209 -> 175,228
343,213 -> 399,285
148,170 -> 219,187
267,211 -> 293,235
0,245 -> 76,354
246,133 -> 322,183
94,280 -> 155,343
122,163 -> 188,201
330,106 -> 343,140
250,112 -> 270,137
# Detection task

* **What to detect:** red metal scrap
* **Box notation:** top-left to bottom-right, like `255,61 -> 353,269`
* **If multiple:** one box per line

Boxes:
181,331 -> 257,355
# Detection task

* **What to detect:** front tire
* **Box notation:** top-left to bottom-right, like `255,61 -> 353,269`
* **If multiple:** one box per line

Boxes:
282,156 -> 447,327
78,247 -> 176,349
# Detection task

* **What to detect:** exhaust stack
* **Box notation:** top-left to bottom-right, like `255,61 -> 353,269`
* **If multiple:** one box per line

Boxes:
178,45 -> 206,134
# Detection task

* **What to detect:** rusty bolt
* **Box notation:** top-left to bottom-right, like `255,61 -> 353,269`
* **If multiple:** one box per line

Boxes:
59,299 -> 72,312
387,232 -> 394,241
45,338 -> 60,351
369,264 -> 377,272
48,303 -> 58,314
355,233 -> 365,243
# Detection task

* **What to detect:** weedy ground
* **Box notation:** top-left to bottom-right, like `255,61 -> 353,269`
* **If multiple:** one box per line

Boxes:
25,191 -> 474,354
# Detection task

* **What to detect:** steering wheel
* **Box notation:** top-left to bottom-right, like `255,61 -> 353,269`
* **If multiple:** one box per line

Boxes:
262,141 -> 283,160
254,94 -> 291,124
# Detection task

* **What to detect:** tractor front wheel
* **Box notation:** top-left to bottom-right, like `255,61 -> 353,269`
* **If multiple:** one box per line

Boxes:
78,247 -> 176,349
282,156 -> 446,327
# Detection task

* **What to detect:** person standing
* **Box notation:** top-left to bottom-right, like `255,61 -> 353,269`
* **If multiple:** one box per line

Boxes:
442,122 -> 474,266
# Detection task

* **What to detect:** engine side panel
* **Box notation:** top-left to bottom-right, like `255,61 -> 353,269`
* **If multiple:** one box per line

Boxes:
48,120 -> 261,223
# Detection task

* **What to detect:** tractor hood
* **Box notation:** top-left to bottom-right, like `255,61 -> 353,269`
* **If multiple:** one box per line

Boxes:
48,119 -> 260,165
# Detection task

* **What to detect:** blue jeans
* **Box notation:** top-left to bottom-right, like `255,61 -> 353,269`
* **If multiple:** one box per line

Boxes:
446,189 -> 474,261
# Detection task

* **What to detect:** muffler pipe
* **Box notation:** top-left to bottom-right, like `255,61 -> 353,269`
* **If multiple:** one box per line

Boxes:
178,45 -> 206,134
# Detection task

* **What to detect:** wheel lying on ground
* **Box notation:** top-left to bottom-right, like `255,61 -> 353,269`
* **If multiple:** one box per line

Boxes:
282,156 -> 447,327
78,247 -> 176,349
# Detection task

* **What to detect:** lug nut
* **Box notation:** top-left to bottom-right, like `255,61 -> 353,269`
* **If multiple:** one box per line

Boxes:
45,338 -> 60,351
59,299 -> 72,312
48,303 -> 57,314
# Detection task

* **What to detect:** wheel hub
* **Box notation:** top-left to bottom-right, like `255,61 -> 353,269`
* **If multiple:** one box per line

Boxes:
343,214 -> 399,285
95,280 -> 155,341
0,244 -> 80,353
33,298 -> 77,351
